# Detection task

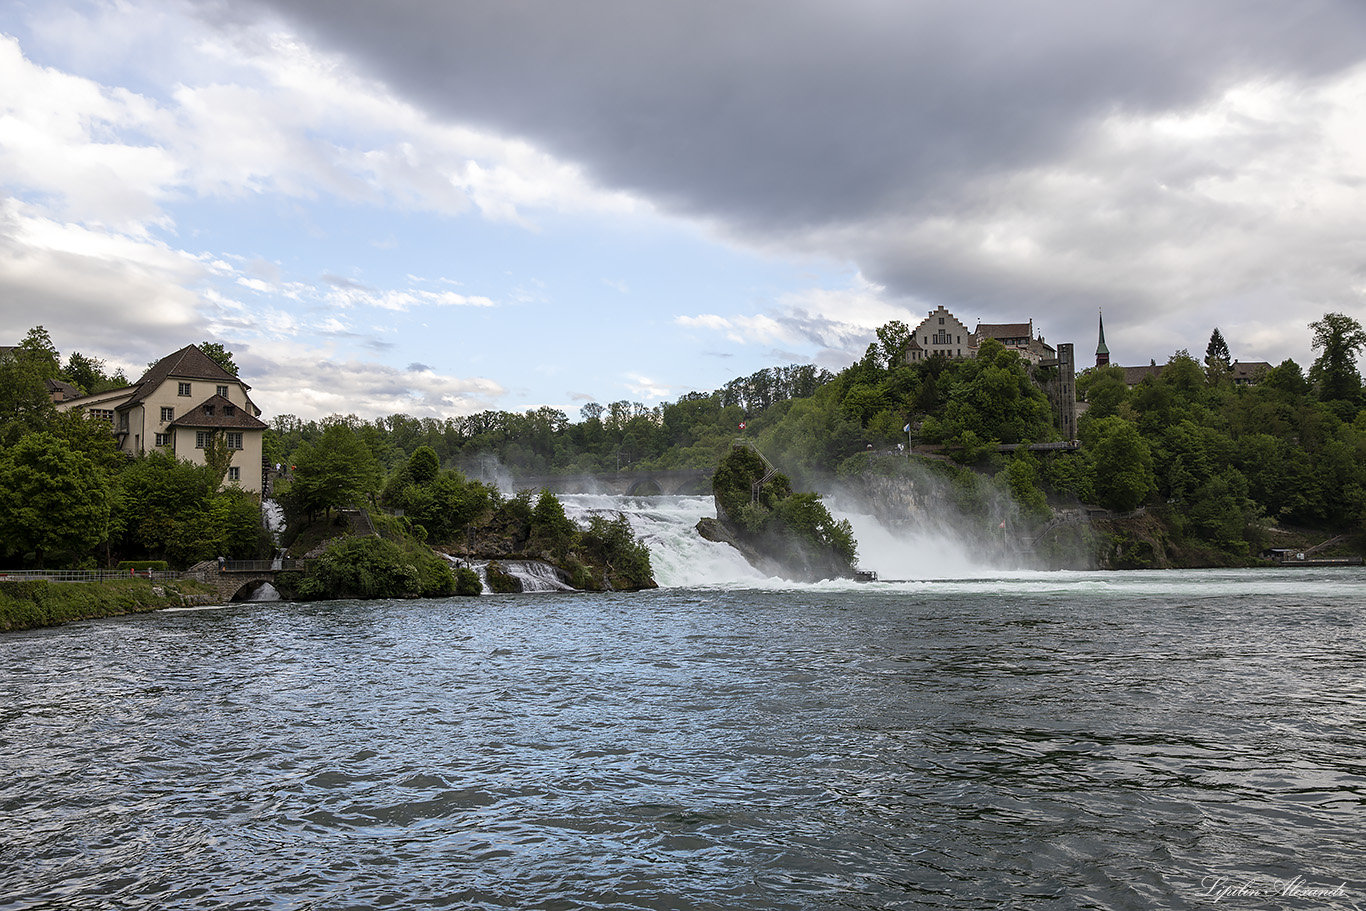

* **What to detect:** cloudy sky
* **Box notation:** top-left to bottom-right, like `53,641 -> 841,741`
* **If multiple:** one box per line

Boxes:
3,0 -> 1364,422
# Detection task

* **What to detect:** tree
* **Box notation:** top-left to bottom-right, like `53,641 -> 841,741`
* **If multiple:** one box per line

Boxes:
0,326 -> 61,443
199,341 -> 239,376
282,421 -> 382,521
1205,328 -> 1231,367
1087,416 -> 1156,512
202,431 -> 236,486
875,320 -> 913,367
1308,312 -> 1366,403
0,432 -> 112,565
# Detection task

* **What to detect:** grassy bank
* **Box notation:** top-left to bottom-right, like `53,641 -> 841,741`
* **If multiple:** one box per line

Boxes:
0,579 -> 218,633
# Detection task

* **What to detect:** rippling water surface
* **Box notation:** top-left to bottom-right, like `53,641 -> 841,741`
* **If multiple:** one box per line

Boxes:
2,569 -> 1363,910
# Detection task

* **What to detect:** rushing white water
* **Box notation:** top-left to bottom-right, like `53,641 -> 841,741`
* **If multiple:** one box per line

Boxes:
262,499 -> 287,569
559,494 -> 774,588
561,492 -> 1003,587
247,582 -> 282,602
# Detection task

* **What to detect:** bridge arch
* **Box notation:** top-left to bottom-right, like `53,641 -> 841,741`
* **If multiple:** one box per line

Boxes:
626,478 -> 664,496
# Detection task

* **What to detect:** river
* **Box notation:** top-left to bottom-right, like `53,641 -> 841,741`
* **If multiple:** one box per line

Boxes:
1,498 -> 1362,909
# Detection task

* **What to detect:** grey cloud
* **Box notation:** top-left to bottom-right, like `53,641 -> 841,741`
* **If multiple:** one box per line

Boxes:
230,0 -> 1366,227
221,0 -> 1366,364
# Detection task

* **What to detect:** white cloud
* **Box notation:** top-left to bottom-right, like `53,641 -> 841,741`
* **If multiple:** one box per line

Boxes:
242,341 -> 506,420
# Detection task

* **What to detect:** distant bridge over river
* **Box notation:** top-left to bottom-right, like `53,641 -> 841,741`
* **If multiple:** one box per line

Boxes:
512,469 -> 713,497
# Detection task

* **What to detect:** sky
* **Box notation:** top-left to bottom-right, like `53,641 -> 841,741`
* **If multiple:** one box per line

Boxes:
3,0 -> 1365,423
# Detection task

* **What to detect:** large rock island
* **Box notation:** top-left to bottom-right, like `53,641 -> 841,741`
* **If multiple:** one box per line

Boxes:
698,443 -> 858,582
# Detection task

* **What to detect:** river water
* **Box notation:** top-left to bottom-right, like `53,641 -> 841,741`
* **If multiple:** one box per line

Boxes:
3,565 -> 1362,910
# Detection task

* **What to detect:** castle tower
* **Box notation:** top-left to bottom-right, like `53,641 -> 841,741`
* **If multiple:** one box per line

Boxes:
1095,310 -> 1110,367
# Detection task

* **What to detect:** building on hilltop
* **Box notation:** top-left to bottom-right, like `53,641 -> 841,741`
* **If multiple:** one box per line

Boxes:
904,306 -> 1057,365
56,344 -> 268,494
973,318 -> 1057,365
1118,360 -> 1271,389
907,305 -> 974,361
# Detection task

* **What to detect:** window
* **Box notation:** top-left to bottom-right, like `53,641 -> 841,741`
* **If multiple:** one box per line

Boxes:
178,382 -> 192,396
203,404 -> 215,416
155,433 -> 169,447
227,467 -> 240,482
224,405 -> 236,416
195,431 -> 210,449
226,432 -> 243,449
160,407 -> 174,422
938,317 -> 945,324
216,385 -> 229,397
89,408 -> 114,425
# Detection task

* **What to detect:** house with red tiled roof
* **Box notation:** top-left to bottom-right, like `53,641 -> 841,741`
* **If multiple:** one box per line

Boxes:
56,345 -> 268,493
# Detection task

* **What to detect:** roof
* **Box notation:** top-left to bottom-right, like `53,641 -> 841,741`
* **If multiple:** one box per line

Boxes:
1122,365 -> 1164,385
120,344 -> 247,410
1232,361 -> 1271,381
166,394 -> 268,431
975,322 -> 1033,339
44,378 -> 83,401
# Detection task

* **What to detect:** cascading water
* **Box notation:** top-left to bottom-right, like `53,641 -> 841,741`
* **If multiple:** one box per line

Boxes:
262,498 -> 286,570
560,491 -> 1001,586
559,494 -> 771,588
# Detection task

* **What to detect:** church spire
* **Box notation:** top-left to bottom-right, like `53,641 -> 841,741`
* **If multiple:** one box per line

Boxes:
1096,309 -> 1110,367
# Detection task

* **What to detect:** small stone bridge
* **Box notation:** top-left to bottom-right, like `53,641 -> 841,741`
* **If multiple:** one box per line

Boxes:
188,559 -> 304,602
512,469 -> 713,496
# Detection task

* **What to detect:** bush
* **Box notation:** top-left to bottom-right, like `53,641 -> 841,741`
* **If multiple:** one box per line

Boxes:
295,535 -> 454,600
453,565 -> 482,596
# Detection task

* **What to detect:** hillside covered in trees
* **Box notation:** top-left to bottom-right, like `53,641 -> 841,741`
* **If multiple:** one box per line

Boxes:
4,312 -> 1364,574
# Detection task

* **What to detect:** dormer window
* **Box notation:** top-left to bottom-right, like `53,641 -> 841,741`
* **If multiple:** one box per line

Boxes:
224,405 -> 236,416
203,405 -> 215,416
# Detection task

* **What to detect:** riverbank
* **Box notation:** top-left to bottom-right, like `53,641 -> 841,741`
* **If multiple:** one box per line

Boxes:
0,579 -> 218,633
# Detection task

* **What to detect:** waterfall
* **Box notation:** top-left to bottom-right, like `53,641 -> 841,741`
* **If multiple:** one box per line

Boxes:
559,494 -> 773,587
262,499 -> 286,569
561,492 -> 997,586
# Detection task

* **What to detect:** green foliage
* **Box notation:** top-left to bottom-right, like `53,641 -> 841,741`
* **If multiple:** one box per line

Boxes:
484,561 -> 521,593
530,488 -> 577,557
199,341 -> 239,376
114,450 -> 263,565
998,450 -> 1051,520
294,534 -> 455,600
281,421 -> 382,520
711,444 -> 857,577
580,514 -> 654,589
1086,416 -> 1156,512
0,432 -> 112,565
0,326 -> 61,444
0,579 -> 214,632
1308,312 -> 1365,404
453,565 -> 482,596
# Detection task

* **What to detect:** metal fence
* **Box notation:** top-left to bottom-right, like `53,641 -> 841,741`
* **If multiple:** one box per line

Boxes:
0,569 -> 191,583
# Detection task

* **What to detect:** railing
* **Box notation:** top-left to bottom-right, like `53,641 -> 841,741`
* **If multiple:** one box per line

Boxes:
0,569 -> 190,582
221,559 -> 306,572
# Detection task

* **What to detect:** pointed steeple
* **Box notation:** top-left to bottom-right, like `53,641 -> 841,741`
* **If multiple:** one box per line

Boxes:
1095,309 -> 1110,367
